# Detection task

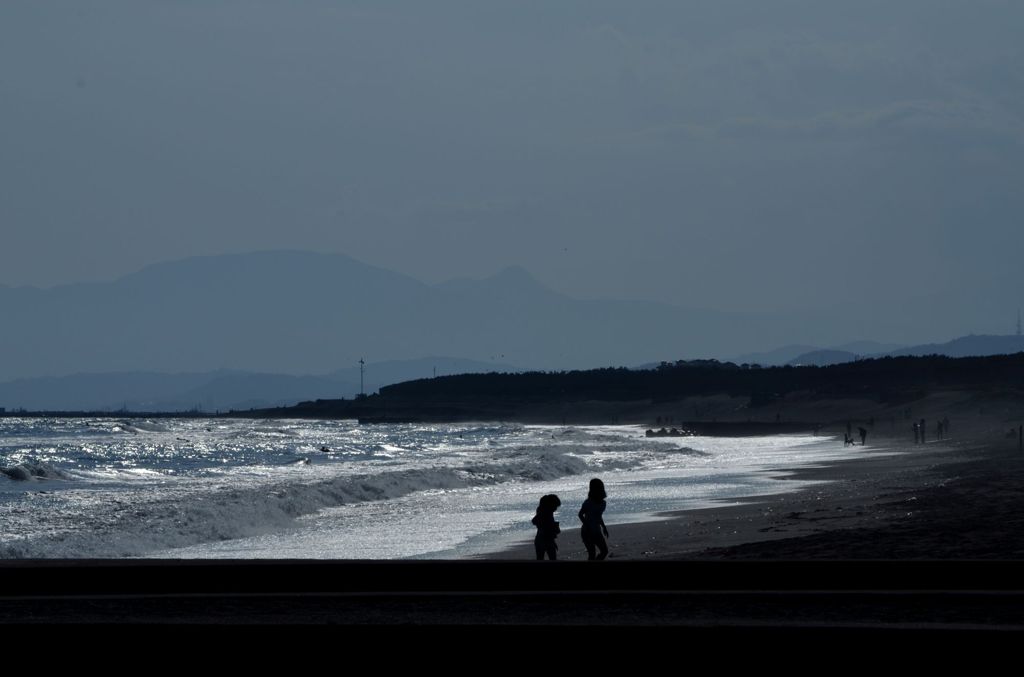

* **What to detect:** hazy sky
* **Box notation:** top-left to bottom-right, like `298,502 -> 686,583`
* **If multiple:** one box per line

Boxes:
2,1 -> 1022,322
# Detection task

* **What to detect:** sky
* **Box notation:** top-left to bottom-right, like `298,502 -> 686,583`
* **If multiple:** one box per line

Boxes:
2,1 -> 1022,328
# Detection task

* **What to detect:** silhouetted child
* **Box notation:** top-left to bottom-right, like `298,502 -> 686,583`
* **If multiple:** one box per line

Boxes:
532,494 -> 561,560
579,478 -> 609,560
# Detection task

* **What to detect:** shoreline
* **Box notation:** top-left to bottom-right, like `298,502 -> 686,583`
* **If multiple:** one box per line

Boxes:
487,431 -> 1024,561
4,427 -> 1024,632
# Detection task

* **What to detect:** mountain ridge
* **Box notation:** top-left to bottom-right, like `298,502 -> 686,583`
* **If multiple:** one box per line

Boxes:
0,250 -> 780,380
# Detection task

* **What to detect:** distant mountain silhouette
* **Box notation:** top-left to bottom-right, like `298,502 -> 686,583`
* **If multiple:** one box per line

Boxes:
0,371 -> 222,412
0,251 -> 805,381
784,335 -> 1024,367
831,340 -> 908,355
328,356 -> 517,388
732,344 -> 821,366
884,334 -> 1024,358
735,341 -> 905,367
786,349 -> 859,367
4,251 -> 1015,385
0,357 -> 515,412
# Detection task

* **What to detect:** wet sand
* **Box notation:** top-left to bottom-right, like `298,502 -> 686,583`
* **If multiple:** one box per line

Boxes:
494,432 -> 1024,562
3,408 -> 1024,640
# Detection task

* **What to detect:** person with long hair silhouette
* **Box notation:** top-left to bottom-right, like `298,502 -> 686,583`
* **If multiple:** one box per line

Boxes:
578,478 -> 609,560
531,494 -> 561,560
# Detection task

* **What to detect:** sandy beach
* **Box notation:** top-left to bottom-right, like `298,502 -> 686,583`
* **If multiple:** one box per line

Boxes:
496,424 -> 1024,562
3,396 -> 1023,638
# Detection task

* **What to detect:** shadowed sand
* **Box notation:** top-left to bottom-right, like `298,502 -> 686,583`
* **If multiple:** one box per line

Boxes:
3,393 -> 1023,637
492,396 -> 1024,561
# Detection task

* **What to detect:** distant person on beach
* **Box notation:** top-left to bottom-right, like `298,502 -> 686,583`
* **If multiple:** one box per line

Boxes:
913,422 -> 920,444
858,427 -> 867,446
937,420 -> 944,440
579,478 -> 610,560
532,494 -> 561,560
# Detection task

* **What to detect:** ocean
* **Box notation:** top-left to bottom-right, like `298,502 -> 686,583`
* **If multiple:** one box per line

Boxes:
1,417 -> 864,559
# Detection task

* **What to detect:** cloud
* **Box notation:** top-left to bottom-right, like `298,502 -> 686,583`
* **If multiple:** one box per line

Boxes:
601,99 -> 1024,152
716,100 -> 1024,143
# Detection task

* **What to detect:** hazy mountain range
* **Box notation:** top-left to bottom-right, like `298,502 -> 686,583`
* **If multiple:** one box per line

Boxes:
0,250 -> 823,382
2,250 -> 1022,411
0,357 -> 515,413
728,335 -> 1024,368
731,341 -> 909,367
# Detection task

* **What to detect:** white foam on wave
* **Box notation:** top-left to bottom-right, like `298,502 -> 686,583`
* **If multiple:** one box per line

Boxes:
122,420 -> 172,434
0,459 -> 71,482
0,443 -> 611,558
1,420 -> 827,559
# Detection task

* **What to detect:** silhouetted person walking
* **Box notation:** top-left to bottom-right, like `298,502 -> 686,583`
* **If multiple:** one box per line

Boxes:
858,426 -> 867,446
913,422 -> 919,444
532,494 -> 561,560
579,478 -> 609,560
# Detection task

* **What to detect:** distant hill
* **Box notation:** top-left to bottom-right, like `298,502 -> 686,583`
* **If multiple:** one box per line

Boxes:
0,250 -> 815,381
831,341 -> 908,356
732,345 -> 821,366
328,357 -> 515,389
0,357 -> 516,412
885,334 -> 1024,359
787,350 -> 859,367
3,251 -> 1017,386
736,341 -> 906,367
784,335 -> 1024,367
0,371 -> 222,412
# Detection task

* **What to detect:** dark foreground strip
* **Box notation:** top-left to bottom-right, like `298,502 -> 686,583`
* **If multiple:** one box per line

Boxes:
2,559 -> 1023,596
2,560 -> 1023,642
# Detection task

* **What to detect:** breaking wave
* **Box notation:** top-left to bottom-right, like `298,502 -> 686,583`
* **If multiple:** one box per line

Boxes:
0,447 -> 610,557
1,459 -> 70,482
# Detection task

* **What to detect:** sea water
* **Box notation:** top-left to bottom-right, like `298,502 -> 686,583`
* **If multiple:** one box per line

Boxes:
0,417 -> 869,559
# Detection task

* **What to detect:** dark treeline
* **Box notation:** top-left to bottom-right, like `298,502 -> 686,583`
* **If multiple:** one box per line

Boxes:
378,353 -> 1024,405
245,352 -> 1024,423
7,353 -> 1023,422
